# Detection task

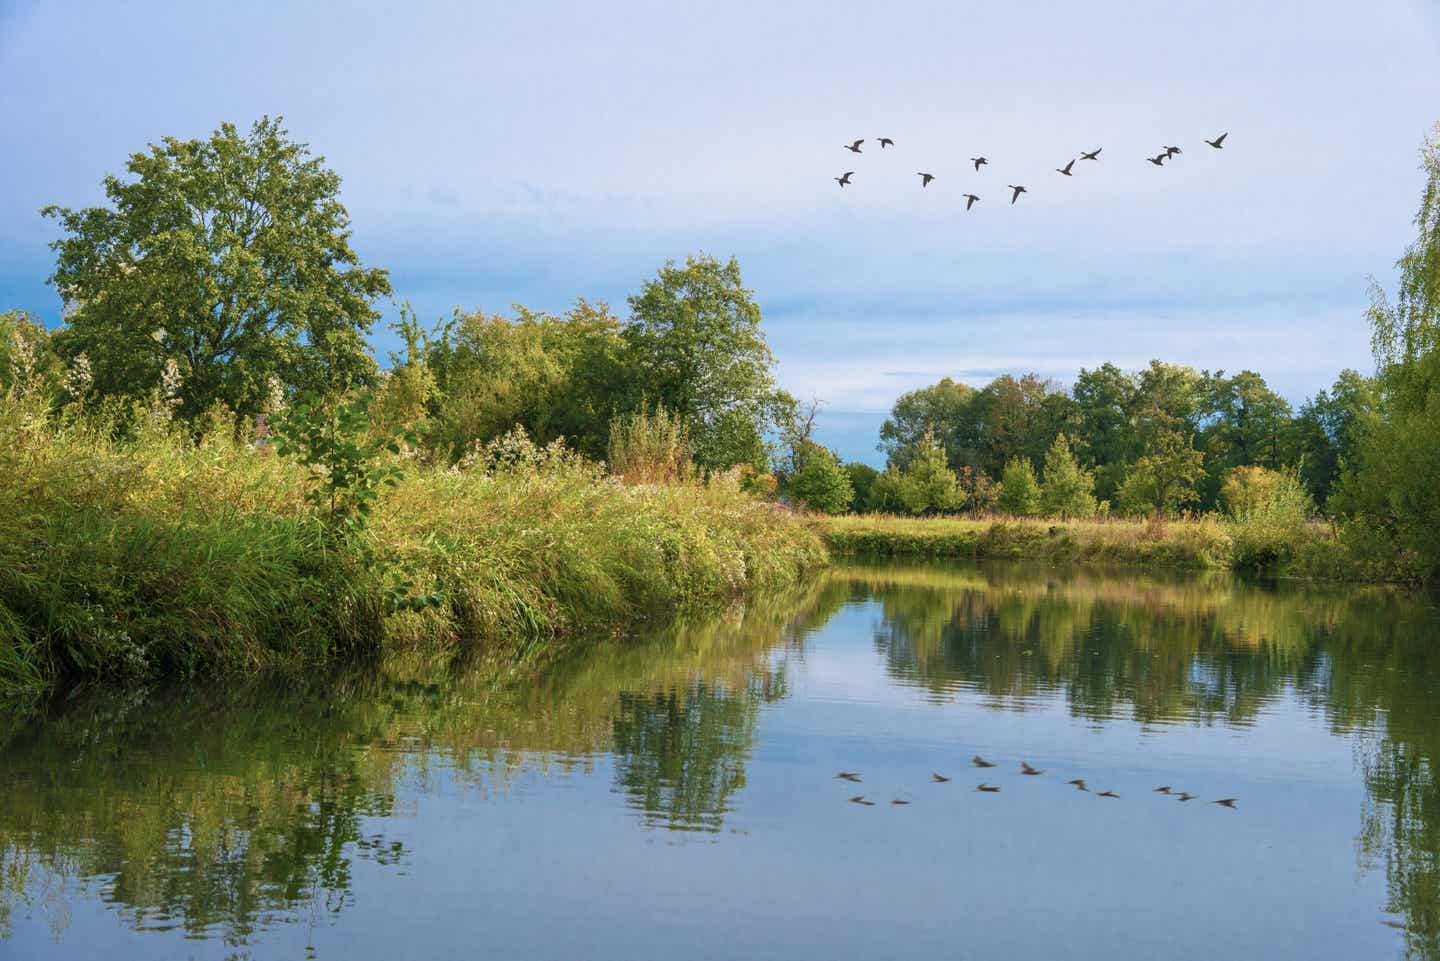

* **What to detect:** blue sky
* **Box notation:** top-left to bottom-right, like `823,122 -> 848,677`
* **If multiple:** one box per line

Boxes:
3,1 -> 1439,463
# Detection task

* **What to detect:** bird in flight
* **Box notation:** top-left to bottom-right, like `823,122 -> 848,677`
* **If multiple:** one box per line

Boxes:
1008,184 -> 1027,204
963,193 -> 979,210
976,783 -> 1001,793
917,172 -> 935,187
835,771 -> 862,782
1056,159 -> 1076,176
1147,153 -> 1167,166
1164,145 -> 1182,158
845,139 -> 864,153
848,795 -> 876,806
1080,148 -> 1102,161
971,157 -> 988,171
1097,790 -> 1120,799
835,171 -> 854,187
1020,761 -> 1044,775
1212,798 -> 1238,809
1205,132 -> 1228,149
1176,792 -> 1197,802
1153,786 -> 1172,794
878,137 -> 895,148
972,755 -> 997,768
932,772 -> 952,783
1067,778 -> 1089,792
891,799 -> 912,806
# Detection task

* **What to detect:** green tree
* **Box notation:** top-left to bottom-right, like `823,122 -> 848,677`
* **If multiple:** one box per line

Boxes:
1040,433 -> 1097,518
897,431 -> 965,515
844,462 -> 880,511
42,117 -> 391,420
786,441 -> 854,514
1291,369 -> 1375,505
878,377 -> 977,469
1074,362 -> 1139,468
623,254 -> 782,471
997,457 -> 1042,516
1119,428 -> 1206,520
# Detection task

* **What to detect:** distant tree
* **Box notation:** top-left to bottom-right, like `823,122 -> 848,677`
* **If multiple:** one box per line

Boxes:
43,117 -> 391,420
1119,428 -> 1206,520
997,457 -> 1042,516
623,254 -> 783,470
1289,369 -> 1376,505
843,462 -> 880,511
896,431 -> 965,515
878,377 -> 976,469
1220,465 -> 1283,518
1040,433 -> 1097,519
786,441 -> 854,514
1133,360 -> 1204,441
1074,362 -> 1140,468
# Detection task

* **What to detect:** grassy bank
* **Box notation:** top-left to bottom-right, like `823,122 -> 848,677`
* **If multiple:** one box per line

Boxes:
0,401 -> 826,700
815,513 -> 1419,582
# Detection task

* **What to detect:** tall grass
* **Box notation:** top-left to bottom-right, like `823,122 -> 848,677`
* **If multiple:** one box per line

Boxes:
607,405 -> 691,485
0,395 -> 826,698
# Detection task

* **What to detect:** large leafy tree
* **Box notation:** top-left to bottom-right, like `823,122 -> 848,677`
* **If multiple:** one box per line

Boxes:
878,377 -> 977,469
623,254 -> 782,470
1073,362 -> 1139,467
43,117 -> 391,419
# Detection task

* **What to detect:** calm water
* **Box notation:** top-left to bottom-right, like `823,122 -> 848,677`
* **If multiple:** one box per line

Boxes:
3,561 -> 1440,960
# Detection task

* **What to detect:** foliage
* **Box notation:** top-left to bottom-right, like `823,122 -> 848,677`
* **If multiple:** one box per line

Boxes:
1220,465 -> 1284,518
1118,429 -> 1206,520
997,457 -> 1042,517
843,462 -> 880,510
892,431 -> 965,515
607,404 -> 692,485
270,392 -> 403,531
42,117 -> 391,419
1226,468 -> 1317,569
785,441 -> 853,514
1039,433 -> 1097,519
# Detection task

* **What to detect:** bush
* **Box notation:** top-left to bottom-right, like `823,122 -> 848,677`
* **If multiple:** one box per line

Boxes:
786,442 -> 854,514
1220,465 -> 1282,518
1040,433 -> 1097,519
1226,468 -> 1317,569
997,458 -> 1041,516
844,462 -> 880,511
608,405 -> 691,484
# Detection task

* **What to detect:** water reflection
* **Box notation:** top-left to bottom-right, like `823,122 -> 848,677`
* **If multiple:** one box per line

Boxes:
1,562 -> 1438,959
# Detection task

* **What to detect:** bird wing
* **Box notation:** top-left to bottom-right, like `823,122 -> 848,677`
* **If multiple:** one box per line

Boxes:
1216,133 -> 1228,145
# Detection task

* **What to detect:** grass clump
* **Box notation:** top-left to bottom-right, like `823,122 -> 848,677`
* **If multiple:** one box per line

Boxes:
0,397 -> 825,699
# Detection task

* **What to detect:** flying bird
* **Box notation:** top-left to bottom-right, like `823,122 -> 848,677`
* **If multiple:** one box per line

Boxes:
878,137 -> 894,148
932,773 -> 952,783
1067,779 -> 1089,792
1153,786 -> 1172,794
1097,790 -> 1120,799
963,193 -> 979,210
1164,145 -> 1182,158
971,157 -> 988,171
1147,154 -> 1167,166
918,172 -> 935,187
1080,148 -> 1102,161
1205,132 -> 1228,149
976,783 -> 1001,792
1212,798 -> 1238,809
835,171 -> 854,187
1056,159 -> 1076,176
845,139 -> 864,153
849,795 -> 876,806
1008,184 -> 1027,204
972,755 -> 997,768
1176,792 -> 1197,802
891,799 -> 912,806
835,771 -> 862,782
1020,761 -> 1044,775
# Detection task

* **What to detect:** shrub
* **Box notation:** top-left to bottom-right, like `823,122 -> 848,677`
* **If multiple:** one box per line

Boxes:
997,458 -> 1041,516
1220,465 -> 1282,518
787,442 -> 854,514
1040,433 -> 1097,519
1227,468 -> 1317,569
608,405 -> 691,484
844,462 -> 880,511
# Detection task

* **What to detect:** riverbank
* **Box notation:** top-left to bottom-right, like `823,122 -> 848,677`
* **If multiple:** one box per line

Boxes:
0,406 -> 827,700
814,513 -> 1420,583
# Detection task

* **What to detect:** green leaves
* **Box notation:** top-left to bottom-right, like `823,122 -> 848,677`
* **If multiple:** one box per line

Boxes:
270,391 -> 403,532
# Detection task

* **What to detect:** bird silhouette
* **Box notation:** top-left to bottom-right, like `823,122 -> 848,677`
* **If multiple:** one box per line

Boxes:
1020,761 -> 1044,775
1008,184 -> 1027,204
932,773 -> 952,783
1056,159 -> 1075,176
1097,790 -> 1120,799
891,799 -> 912,806
1176,792 -> 1197,802
976,783 -> 1001,792
1205,132 -> 1228,149
963,193 -> 979,210
845,139 -> 864,153
971,157 -> 988,171
1147,154 -> 1167,166
835,772 -> 862,782
1212,798 -> 1238,809
1080,148 -> 1102,161
1164,145 -> 1182,158
878,137 -> 894,148
849,795 -> 876,806
1067,778 -> 1089,792
1153,786 -> 1172,794
972,755 -> 997,768
918,172 -> 935,187
835,171 -> 854,187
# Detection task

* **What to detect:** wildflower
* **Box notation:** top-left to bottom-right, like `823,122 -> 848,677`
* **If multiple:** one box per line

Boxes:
7,327 -> 36,386
63,352 -> 93,403
265,375 -> 286,415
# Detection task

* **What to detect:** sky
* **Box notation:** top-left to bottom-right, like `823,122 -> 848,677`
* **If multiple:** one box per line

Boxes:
3,1 -> 1439,464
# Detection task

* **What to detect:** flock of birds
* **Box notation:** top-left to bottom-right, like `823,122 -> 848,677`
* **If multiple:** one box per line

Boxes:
835,756 -> 1238,807
832,132 -> 1230,208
